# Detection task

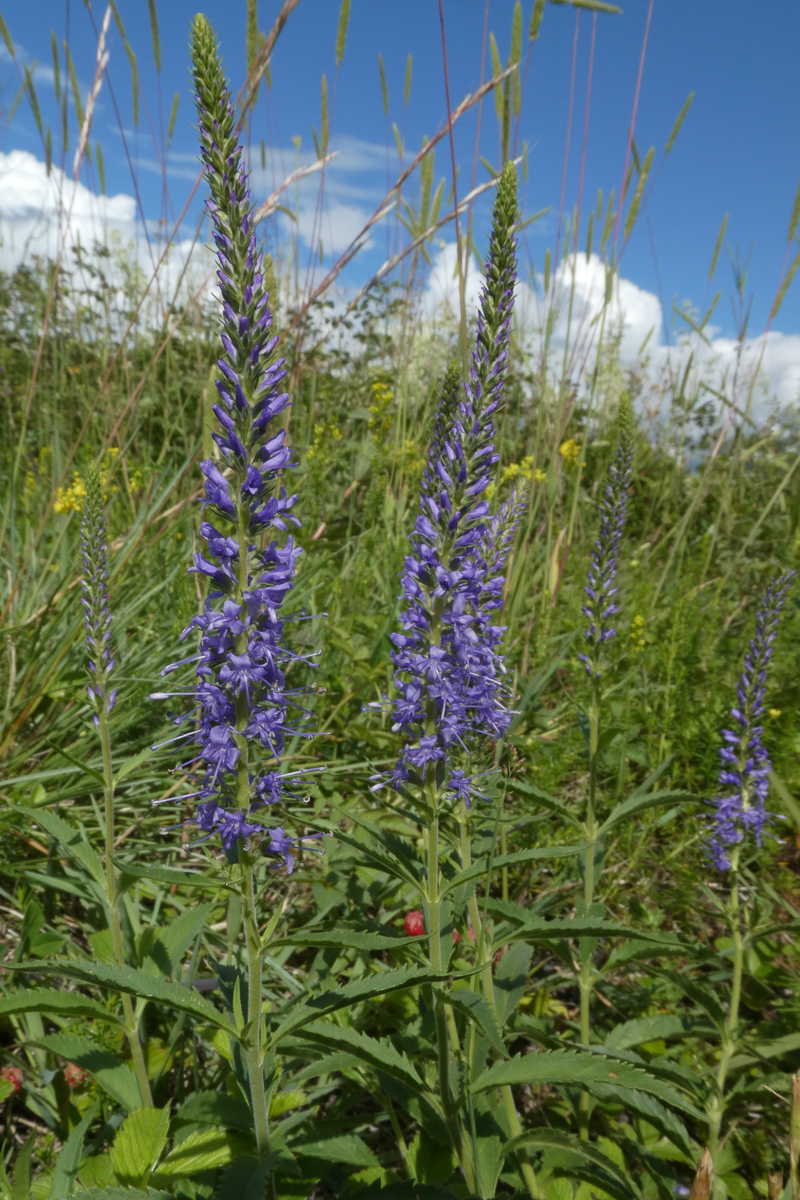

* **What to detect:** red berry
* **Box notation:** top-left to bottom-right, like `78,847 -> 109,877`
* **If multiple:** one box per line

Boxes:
0,1065 -> 23,1095
452,930 -> 462,944
64,1063 -> 87,1089
404,910 -> 425,937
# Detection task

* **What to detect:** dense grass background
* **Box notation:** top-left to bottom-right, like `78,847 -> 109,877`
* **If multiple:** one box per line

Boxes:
1,1 -> 800,1197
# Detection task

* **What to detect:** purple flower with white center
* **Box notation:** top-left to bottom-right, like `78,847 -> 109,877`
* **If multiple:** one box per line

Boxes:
578,397 -> 635,680
709,570 -> 795,871
372,164 -> 522,802
151,18 -> 319,871
80,468 -> 117,729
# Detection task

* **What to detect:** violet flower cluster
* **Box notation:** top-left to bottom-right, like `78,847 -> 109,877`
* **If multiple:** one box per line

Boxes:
374,164 -> 522,803
709,570 -> 795,871
579,397 -> 635,680
152,17 -> 319,872
80,468 -> 117,728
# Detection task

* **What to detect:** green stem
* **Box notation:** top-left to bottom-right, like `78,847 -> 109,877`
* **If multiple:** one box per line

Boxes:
579,679 -> 600,1140
98,703 -> 152,1107
241,847 -> 272,1160
708,863 -> 744,1161
426,782 -> 477,1193
459,812 -> 541,1200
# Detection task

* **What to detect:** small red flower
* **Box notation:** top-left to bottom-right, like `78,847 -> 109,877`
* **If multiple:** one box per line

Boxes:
64,1063 -> 87,1089
0,1065 -> 23,1095
404,910 -> 425,937
452,930 -> 461,944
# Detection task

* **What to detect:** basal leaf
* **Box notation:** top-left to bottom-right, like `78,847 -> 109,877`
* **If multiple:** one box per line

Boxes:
175,1092 -> 253,1131
36,1034 -> 140,1111
289,1132 -> 379,1168
109,1108 -> 170,1187
472,1049 -> 702,1117
151,1129 -> 253,1181
50,1102 -> 98,1197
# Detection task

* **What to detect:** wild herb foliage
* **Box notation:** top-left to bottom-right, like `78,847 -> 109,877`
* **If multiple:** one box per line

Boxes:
1,4 -> 800,1200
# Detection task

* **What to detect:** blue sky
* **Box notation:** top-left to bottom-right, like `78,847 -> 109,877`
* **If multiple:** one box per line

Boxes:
0,0 -> 798,349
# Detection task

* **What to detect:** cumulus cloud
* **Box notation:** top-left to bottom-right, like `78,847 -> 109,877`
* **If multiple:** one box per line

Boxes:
0,149 -> 210,314
424,242 -> 800,417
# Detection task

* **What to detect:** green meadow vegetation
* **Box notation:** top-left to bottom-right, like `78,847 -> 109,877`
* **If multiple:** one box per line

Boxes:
1,1 -> 800,1198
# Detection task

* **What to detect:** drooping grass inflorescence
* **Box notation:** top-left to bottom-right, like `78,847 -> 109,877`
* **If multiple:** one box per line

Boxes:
373,162 -> 522,804
578,393 -> 636,680
152,16 -> 321,872
709,569 -> 796,871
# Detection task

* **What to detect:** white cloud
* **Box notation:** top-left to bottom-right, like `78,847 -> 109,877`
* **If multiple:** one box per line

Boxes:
424,243 -> 800,418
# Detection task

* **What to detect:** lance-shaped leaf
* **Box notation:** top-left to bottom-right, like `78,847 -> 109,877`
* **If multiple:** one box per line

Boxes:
112,856 -> 225,890
273,927 -> 422,953
22,807 -> 104,885
10,958 -> 238,1035
301,1020 -> 425,1092
441,845 -> 582,897
268,965 -> 451,1046
503,1127 -> 640,1200
472,1049 -> 703,1118
598,789 -> 692,837
0,988 -> 123,1027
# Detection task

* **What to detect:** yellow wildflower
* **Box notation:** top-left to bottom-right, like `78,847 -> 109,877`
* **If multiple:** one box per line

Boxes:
535,468 -> 546,483
559,438 -> 580,469
629,613 -> 646,653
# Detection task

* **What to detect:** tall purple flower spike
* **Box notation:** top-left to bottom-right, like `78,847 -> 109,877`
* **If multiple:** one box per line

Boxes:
709,570 -> 795,871
578,396 -> 635,680
80,468 -> 117,729
150,18 -> 323,872
372,164 -> 523,804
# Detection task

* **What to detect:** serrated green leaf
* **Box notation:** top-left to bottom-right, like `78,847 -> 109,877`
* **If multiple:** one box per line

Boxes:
301,1020 -> 424,1091
110,1108 -> 170,1187
11,1134 -> 34,1200
472,1050 -> 702,1117
175,1091 -> 253,1131
112,856 -> 223,890
12,958 -> 238,1035
151,1128 -> 252,1181
76,1190 -> 172,1200
506,779 -> 583,827
290,1132 -> 379,1168
585,1082 -> 693,1156
23,807 -> 104,885
436,987 -> 505,1057
503,1127 -> 639,1200
598,789 -> 692,837
269,965 -> 450,1045
274,927 -> 421,953
504,915 -> 687,949
50,1101 -> 98,1197
0,988 -> 123,1027
604,1014 -> 699,1052
214,1155 -> 282,1200
35,1034 -> 140,1111
441,845 -> 582,897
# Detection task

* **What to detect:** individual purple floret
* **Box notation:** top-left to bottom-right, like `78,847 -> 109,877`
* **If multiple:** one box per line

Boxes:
80,468 -> 117,729
150,19 -> 321,869
372,164 -> 522,803
578,396 -> 635,680
709,570 -> 796,871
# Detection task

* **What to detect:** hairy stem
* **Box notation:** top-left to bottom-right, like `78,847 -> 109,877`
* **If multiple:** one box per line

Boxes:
241,847 -> 272,1161
708,862 -> 744,1160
